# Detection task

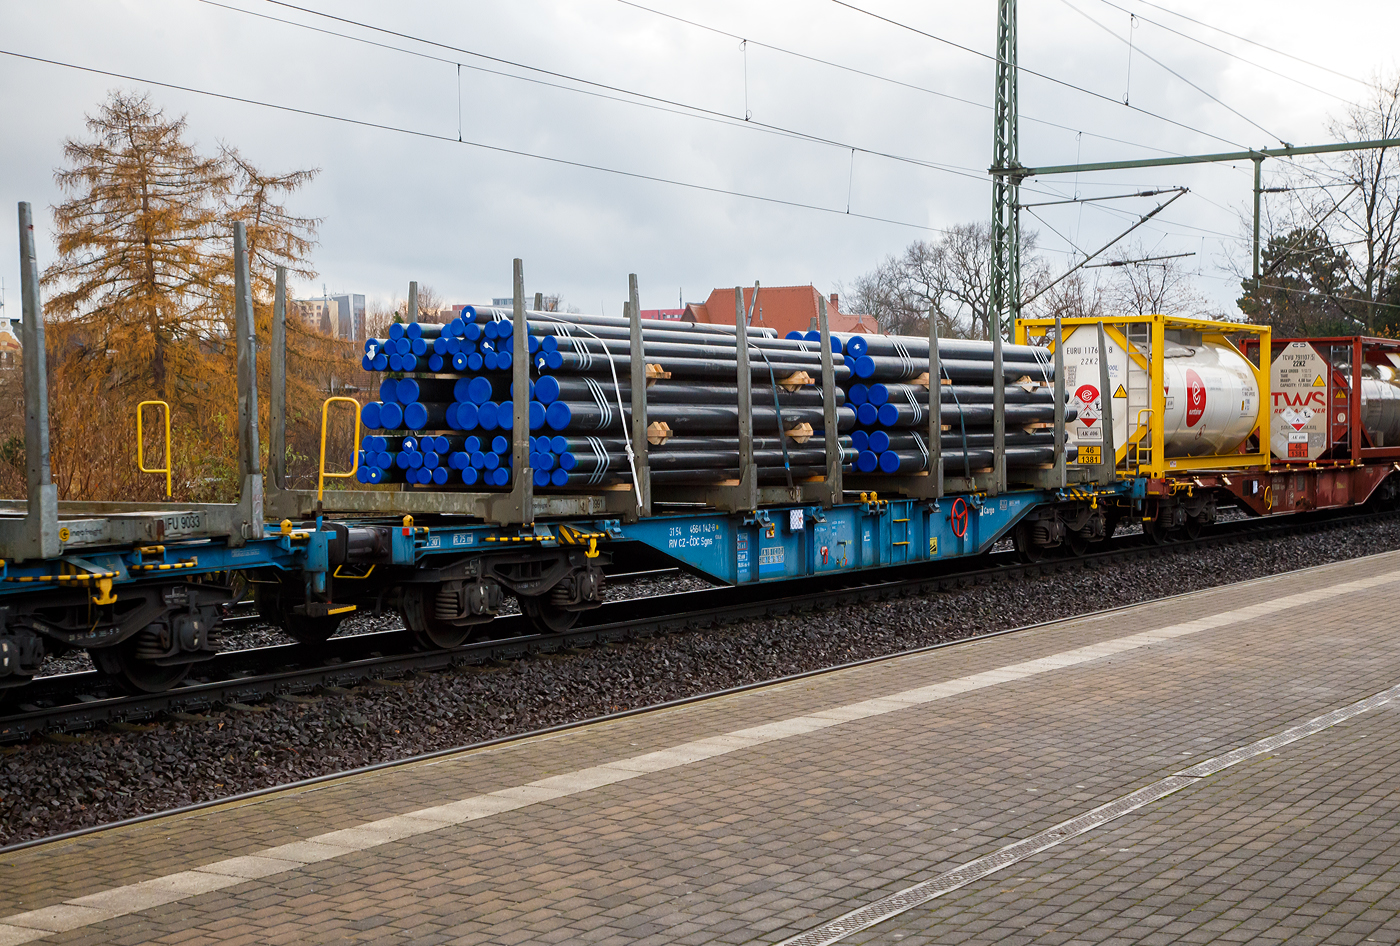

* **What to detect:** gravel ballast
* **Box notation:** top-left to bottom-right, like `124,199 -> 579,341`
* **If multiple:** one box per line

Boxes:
3,518 -> 1398,846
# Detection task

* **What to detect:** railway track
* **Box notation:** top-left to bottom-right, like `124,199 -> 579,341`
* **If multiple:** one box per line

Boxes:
2,508 -> 1391,741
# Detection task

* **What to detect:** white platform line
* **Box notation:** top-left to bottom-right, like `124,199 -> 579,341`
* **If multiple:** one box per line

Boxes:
0,570 -> 1393,944
774,680 -> 1400,946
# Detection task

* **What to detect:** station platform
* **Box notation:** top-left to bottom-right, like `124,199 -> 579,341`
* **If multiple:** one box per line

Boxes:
3,552 -> 1400,946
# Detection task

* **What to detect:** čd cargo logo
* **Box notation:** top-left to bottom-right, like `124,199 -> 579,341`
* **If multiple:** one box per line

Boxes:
1185,369 -> 1206,427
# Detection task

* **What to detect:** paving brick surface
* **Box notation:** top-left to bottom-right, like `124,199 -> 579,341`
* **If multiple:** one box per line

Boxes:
5,551 -> 1400,945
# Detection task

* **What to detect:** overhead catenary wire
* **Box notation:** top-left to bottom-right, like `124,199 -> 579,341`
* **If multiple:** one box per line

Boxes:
191,0 -> 992,185
1092,0 -> 1374,112
1187,269 -> 1400,316
1260,183 -> 1362,278
826,0 -> 1254,150
612,0 -> 1198,160
0,47 -> 950,235
1131,0 -> 1371,87
1056,0 -> 1290,147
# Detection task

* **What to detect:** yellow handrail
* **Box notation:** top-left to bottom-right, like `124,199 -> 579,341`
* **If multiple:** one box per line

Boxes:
136,400 -> 172,498
318,396 -> 362,500
1131,408 -> 1155,473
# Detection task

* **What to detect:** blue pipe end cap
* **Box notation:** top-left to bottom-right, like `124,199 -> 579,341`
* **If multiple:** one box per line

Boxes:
535,375 -> 560,405
856,403 -> 879,426
468,376 -> 494,404
545,401 -> 572,431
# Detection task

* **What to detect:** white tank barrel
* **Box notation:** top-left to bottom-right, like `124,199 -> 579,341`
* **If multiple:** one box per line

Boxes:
1160,343 -> 1261,457
1360,367 -> 1400,446
1059,324 -> 1260,463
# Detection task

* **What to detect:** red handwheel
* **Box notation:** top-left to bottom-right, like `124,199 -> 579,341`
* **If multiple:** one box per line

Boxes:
949,497 -> 969,538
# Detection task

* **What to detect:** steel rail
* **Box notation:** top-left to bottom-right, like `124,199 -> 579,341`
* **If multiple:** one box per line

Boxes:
4,524 -> 1393,856
1,507 -> 1391,741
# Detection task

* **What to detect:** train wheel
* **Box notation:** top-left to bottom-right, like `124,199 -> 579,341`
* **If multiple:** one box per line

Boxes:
1182,515 -> 1205,540
93,636 -> 190,694
401,585 -> 471,650
520,596 -> 580,634
1064,530 -> 1090,557
1143,516 -> 1171,545
1012,520 -> 1048,563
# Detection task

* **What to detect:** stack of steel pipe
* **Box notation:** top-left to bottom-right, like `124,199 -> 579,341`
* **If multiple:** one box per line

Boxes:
354,304 -> 857,491
352,304 -> 1070,492
528,435 -> 857,488
833,331 -> 1069,477
358,307 -> 528,488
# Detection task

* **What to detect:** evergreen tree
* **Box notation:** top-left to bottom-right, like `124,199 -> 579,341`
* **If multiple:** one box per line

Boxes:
1237,229 -> 1354,337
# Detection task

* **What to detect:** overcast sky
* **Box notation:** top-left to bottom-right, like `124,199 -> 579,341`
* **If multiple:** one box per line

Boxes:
1,0 -> 1397,320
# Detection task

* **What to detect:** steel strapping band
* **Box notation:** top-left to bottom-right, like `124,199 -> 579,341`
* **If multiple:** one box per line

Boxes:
892,338 -> 915,379
583,377 -> 613,431
568,335 -> 595,373
585,436 -> 608,486
1033,343 -> 1053,385
912,430 -> 930,471
902,386 -> 923,426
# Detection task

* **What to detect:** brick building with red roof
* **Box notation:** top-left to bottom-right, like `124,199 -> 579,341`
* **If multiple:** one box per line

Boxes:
660,285 -> 878,336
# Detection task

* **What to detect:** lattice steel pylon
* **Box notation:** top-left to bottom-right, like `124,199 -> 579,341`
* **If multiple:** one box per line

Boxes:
989,0 -> 1021,340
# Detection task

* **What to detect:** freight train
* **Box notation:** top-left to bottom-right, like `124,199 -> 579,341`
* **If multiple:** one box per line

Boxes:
1,207 -> 1397,697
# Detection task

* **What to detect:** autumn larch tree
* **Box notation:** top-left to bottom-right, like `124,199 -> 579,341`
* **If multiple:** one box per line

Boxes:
37,90 -> 323,502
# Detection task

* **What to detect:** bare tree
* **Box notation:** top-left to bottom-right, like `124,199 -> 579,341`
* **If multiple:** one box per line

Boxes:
414,284 -> 445,322
1099,242 -> 1211,316
848,223 -> 1044,339
1025,269 -> 1104,321
1240,74 -> 1400,331
1324,74 -> 1400,330
364,297 -> 400,338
